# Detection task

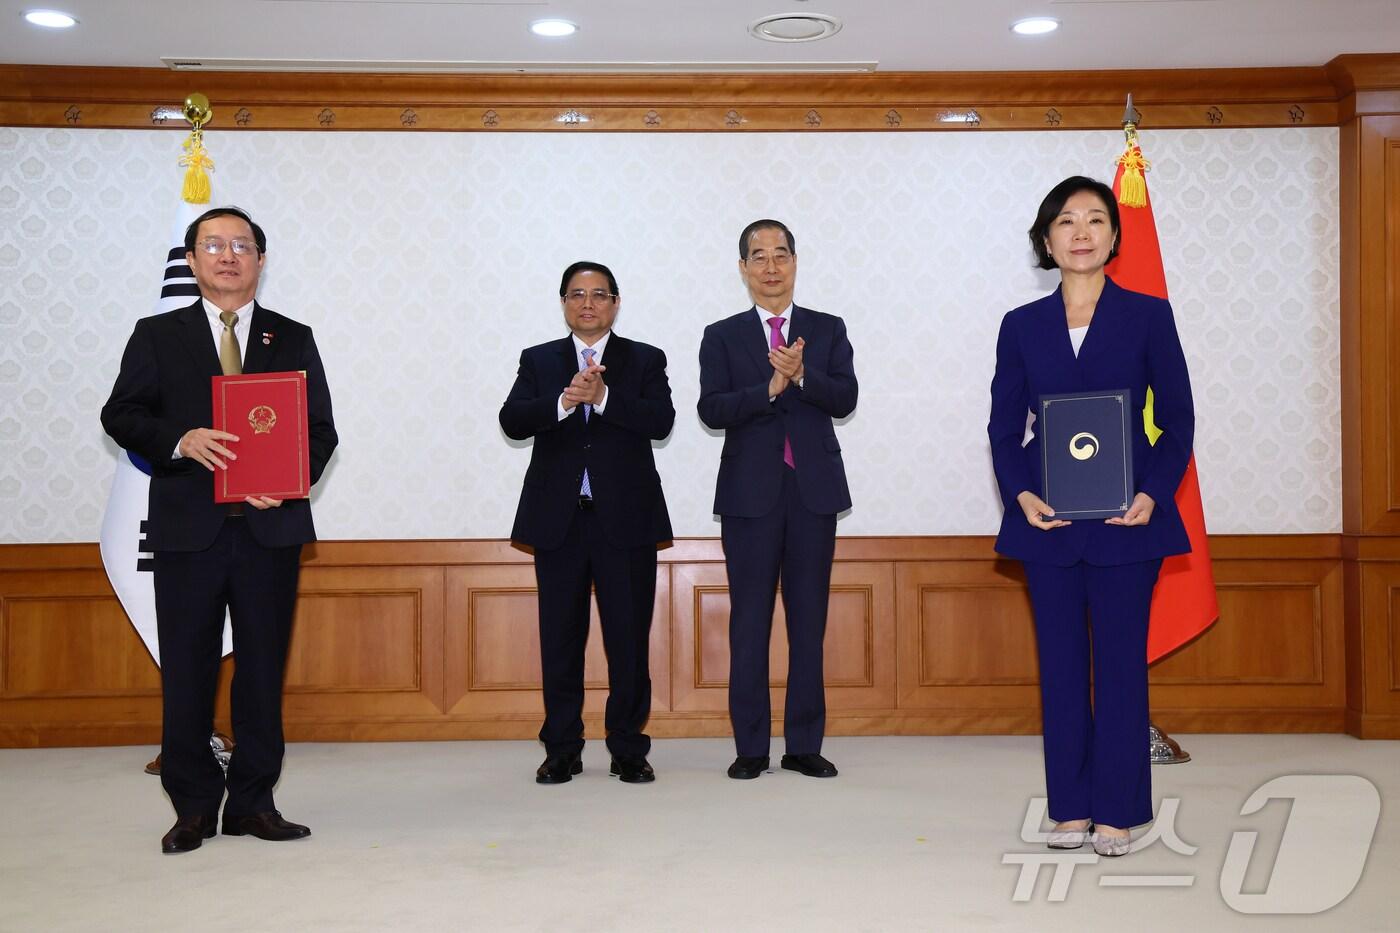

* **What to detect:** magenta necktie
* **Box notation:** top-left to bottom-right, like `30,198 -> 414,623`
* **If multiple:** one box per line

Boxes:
766,317 -> 795,469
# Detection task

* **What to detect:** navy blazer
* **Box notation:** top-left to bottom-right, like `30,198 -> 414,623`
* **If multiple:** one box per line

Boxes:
101,299 -> 338,552
988,277 -> 1195,567
698,305 -> 857,517
500,334 -> 674,551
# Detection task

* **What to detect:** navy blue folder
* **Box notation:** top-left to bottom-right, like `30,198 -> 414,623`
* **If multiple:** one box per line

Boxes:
1039,389 -> 1134,520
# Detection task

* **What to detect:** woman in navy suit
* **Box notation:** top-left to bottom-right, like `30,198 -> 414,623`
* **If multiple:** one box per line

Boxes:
988,176 -> 1195,856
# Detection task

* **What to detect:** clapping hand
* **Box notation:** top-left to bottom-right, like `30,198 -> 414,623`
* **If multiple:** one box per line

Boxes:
768,337 -> 805,396
562,363 -> 607,410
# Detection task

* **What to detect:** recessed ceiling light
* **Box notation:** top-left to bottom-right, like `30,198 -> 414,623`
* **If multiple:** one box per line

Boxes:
23,9 -> 78,28
749,13 -> 842,43
1011,17 -> 1059,36
530,19 -> 577,38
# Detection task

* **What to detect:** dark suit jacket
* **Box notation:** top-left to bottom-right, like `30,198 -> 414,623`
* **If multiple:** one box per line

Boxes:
101,299 -> 338,552
698,305 -> 857,517
988,277 -> 1194,566
500,334 -> 674,551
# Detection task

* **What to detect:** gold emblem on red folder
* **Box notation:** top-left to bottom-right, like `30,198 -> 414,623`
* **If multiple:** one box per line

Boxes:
248,405 -> 278,434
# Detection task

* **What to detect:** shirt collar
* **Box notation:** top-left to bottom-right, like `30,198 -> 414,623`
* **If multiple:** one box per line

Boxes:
202,297 -> 255,325
570,330 -> 610,363
754,303 -> 794,325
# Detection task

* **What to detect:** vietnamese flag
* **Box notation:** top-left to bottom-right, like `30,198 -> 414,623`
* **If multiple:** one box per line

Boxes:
1105,133 -> 1220,663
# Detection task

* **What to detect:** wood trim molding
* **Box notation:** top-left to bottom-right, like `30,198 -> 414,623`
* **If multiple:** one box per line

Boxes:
0,533 -> 1343,571
1,61 -> 1381,132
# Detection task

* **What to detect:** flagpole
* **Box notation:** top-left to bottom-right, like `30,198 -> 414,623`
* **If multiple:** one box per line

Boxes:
1116,94 -> 1193,765
102,90 -> 235,776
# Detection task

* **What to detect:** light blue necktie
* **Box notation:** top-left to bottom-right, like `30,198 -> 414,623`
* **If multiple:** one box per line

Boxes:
579,347 -> 595,497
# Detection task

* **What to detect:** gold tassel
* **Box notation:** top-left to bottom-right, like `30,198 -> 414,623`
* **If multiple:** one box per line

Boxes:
179,130 -> 214,204
1117,142 -> 1150,209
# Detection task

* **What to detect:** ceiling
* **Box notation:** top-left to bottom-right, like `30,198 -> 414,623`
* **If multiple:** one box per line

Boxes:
2,0 -> 1398,74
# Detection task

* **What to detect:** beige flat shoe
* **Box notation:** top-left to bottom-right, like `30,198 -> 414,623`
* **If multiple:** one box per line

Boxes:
1091,831 -> 1132,857
1047,820 -> 1092,849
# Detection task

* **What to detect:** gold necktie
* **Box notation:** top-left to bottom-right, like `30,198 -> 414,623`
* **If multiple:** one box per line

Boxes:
219,310 -> 242,376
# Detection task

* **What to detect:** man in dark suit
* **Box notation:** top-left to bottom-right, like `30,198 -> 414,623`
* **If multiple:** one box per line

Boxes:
698,219 -> 857,780
102,206 -> 337,853
500,261 -> 674,785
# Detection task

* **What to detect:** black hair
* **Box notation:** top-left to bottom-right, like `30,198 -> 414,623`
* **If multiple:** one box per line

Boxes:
738,219 -> 796,260
558,261 -> 619,298
1028,176 -> 1119,270
184,206 -> 267,255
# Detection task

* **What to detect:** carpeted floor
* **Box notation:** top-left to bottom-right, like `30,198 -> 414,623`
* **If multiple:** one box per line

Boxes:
1,734 -> 1396,932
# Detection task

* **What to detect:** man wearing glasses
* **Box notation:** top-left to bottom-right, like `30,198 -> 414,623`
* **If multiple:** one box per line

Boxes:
102,206 -> 338,852
500,261 -> 675,785
698,219 -> 857,780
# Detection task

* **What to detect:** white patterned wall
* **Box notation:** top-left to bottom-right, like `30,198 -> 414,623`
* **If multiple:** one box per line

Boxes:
0,126 -> 1340,542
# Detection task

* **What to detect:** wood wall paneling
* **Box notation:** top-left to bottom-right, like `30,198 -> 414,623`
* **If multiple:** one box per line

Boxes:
670,561 -> 896,720
440,562 -> 671,727
1147,558 -> 1346,735
1352,561 -> 1400,737
0,566 -> 237,746
0,537 -> 1359,745
1344,117 -> 1400,534
279,566 -> 446,735
1389,136 -> 1400,521
1334,54 -> 1400,736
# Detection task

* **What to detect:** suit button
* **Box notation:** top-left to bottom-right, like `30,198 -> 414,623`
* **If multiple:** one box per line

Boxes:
583,443 -> 591,450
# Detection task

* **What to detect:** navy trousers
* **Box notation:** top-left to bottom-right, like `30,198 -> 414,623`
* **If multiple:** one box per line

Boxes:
1022,558 -> 1162,829
533,507 -> 656,759
721,469 -> 837,757
153,518 -> 302,821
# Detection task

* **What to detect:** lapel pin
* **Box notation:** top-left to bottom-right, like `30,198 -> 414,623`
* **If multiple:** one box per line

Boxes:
262,332 -> 273,345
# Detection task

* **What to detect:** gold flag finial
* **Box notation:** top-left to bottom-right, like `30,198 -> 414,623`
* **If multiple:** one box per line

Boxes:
1116,92 -> 1149,208
178,92 -> 215,204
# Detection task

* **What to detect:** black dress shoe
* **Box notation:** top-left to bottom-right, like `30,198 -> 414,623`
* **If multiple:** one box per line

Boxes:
536,753 -> 583,784
609,755 -> 656,783
727,755 -> 770,780
222,810 -> 311,841
781,753 -> 838,778
161,813 -> 217,854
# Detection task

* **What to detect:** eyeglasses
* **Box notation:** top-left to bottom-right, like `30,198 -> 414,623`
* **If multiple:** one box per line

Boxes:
564,289 -> 616,303
196,237 -> 259,256
744,250 -> 792,267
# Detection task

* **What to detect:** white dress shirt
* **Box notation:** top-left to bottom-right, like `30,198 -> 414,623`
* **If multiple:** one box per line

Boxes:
556,330 -> 611,420
172,298 -> 254,460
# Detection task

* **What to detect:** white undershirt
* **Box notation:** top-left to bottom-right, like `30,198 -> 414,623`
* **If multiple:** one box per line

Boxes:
1068,324 -> 1089,357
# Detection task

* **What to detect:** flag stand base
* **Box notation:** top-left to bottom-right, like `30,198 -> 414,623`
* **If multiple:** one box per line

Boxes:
144,731 -> 235,775
1149,722 -> 1191,764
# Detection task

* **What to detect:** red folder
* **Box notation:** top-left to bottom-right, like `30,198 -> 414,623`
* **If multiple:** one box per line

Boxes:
211,371 -> 311,503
